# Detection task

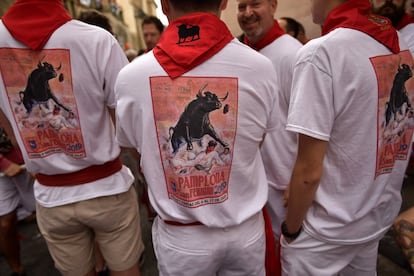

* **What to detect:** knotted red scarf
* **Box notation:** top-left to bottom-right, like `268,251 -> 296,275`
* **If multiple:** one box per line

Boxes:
243,20 -> 285,51
153,12 -> 234,79
322,0 -> 400,54
2,0 -> 72,50
396,13 -> 414,30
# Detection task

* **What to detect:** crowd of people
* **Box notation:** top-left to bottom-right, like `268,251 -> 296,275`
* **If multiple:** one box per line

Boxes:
0,0 -> 413,276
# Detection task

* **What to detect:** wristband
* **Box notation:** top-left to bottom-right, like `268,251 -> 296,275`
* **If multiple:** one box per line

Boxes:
281,221 -> 302,240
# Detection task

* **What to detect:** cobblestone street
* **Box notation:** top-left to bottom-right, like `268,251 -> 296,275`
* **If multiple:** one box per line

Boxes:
1,174 -> 413,276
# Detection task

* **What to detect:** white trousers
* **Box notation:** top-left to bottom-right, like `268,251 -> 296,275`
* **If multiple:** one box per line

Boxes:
152,212 -> 266,276
281,230 -> 379,276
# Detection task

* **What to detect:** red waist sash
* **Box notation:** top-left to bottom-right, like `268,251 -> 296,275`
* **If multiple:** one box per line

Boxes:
36,157 -> 122,186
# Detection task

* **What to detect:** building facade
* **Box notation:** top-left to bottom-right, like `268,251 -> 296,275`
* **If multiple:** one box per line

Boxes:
1,0 -> 414,51
0,0 -> 158,51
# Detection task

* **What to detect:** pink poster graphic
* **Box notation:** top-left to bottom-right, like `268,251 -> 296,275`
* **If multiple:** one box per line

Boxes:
0,49 -> 85,159
371,50 -> 414,176
150,76 -> 238,208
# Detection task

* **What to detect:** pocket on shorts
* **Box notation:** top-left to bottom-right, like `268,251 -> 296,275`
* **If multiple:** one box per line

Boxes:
280,230 -> 306,248
152,218 -> 214,275
155,218 -> 212,255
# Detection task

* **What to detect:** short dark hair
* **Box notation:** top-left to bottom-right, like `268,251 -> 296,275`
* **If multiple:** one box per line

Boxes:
78,10 -> 113,34
142,16 -> 164,34
280,17 -> 304,38
208,140 -> 217,147
168,0 -> 222,13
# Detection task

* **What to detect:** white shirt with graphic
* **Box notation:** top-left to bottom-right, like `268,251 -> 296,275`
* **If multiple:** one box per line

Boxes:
287,28 -> 414,244
0,20 -> 133,207
116,39 -> 281,227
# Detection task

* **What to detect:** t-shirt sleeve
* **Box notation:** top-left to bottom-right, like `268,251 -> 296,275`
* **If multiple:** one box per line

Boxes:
104,39 -> 129,109
114,66 -> 141,150
286,60 -> 334,141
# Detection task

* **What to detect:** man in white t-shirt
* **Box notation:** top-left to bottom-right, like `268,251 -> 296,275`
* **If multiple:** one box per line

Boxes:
0,1 -> 143,275
237,0 -> 302,241
115,0 -> 281,275
281,0 -> 414,275
372,0 -> 414,54
371,0 -> 414,266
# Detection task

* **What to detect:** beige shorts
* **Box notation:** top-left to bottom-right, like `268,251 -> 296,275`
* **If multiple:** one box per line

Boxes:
36,186 -> 144,276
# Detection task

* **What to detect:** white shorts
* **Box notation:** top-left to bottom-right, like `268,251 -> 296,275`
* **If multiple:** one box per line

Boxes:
152,212 -> 266,276
266,187 -> 286,239
0,171 -> 35,217
281,230 -> 379,276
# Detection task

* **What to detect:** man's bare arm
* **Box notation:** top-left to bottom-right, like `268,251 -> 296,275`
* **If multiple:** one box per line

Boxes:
284,134 -> 328,240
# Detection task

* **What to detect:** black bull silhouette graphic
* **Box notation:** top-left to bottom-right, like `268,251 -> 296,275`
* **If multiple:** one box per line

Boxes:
18,59 -> 71,114
177,24 -> 200,44
385,63 -> 413,126
169,85 -> 229,154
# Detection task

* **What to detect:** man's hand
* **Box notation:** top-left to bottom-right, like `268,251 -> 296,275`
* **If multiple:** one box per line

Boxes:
3,162 -> 22,177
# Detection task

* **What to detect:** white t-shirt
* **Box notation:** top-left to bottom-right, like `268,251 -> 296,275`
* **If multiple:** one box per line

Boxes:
115,39 -> 281,228
287,28 -> 414,244
400,23 -> 414,55
0,20 -> 133,207
260,34 -> 302,190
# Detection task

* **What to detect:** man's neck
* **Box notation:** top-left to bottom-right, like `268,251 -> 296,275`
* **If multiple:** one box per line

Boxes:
167,10 -> 220,22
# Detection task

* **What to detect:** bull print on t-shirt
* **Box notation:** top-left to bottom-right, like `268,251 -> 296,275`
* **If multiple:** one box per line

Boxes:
384,64 -> 413,127
371,50 -> 414,176
17,57 -> 71,115
150,76 -> 237,208
0,48 -> 85,159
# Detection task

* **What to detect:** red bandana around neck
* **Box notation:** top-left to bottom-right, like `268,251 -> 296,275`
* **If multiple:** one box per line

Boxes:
322,0 -> 400,53
396,13 -> 414,30
153,13 -> 234,79
243,20 -> 285,51
2,0 -> 72,50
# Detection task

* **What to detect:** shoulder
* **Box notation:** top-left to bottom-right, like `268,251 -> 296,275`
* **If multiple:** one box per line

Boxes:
55,20 -> 116,43
221,39 -> 276,72
399,24 -> 414,50
116,52 -> 161,87
400,22 -> 414,33
266,34 -> 303,51
296,28 -> 381,65
261,34 -> 303,65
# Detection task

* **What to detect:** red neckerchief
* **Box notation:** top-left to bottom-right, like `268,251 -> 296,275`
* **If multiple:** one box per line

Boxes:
322,0 -> 400,54
243,20 -> 285,51
153,12 -> 234,79
2,0 -> 72,50
396,13 -> 414,30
